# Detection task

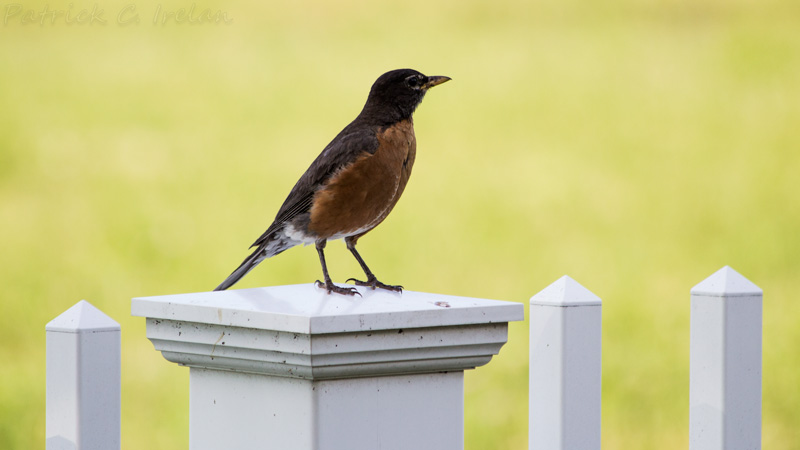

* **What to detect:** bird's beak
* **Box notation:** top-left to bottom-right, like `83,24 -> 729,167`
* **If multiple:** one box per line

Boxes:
423,76 -> 451,90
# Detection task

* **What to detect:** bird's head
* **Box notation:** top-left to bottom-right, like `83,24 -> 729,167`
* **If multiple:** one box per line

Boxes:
361,69 -> 451,123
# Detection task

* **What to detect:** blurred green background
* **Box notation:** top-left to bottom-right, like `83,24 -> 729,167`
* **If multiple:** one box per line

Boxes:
1,0 -> 798,448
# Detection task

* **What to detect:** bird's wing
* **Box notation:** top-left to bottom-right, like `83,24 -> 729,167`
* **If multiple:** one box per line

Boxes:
250,124 -> 379,248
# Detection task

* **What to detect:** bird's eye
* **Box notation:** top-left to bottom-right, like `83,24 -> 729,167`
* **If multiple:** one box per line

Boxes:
406,76 -> 421,88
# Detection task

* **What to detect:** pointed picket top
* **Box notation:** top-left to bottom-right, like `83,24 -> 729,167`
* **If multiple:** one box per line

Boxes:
691,265 -> 762,297
530,275 -> 602,306
46,300 -> 120,333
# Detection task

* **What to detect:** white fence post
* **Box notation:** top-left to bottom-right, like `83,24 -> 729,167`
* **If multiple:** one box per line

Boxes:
131,284 -> 524,450
46,300 -> 121,450
529,276 -> 602,450
690,266 -> 762,450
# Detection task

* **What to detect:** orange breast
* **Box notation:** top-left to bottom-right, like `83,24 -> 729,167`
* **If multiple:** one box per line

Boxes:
308,120 -> 416,240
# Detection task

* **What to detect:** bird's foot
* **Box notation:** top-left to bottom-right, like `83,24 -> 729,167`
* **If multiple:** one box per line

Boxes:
315,279 -> 361,297
346,276 -> 403,293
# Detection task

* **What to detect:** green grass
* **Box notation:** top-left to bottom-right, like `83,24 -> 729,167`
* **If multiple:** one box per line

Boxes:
2,0 -> 799,448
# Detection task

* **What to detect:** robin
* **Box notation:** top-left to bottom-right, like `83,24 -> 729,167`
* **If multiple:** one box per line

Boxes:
214,69 -> 450,295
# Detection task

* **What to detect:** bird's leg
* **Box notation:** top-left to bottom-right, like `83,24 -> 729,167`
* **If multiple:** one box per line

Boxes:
344,237 -> 403,292
314,239 -> 360,296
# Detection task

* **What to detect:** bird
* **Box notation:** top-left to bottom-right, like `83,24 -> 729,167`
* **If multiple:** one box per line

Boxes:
214,69 -> 451,295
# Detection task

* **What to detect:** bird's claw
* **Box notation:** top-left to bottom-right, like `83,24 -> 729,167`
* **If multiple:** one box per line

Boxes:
346,277 -> 403,293
315,280 -> 361,297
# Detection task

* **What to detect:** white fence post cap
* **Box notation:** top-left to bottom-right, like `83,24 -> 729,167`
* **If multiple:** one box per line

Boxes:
530,275 -> 601,306
690,265 -> 762,297
46,300 -> 120,333
132,284 -> 524,379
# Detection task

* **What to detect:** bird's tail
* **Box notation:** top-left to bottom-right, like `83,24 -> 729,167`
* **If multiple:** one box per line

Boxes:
214,246 -> 266,291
